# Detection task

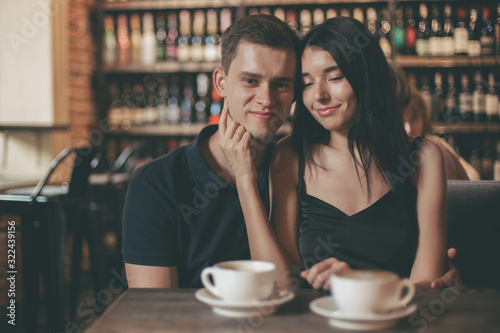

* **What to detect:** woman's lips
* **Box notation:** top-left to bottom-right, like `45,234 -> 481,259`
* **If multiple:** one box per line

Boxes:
316,106 -> 340,117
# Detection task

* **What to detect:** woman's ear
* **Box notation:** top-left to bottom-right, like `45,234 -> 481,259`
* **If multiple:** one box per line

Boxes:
212,67 -> 226,98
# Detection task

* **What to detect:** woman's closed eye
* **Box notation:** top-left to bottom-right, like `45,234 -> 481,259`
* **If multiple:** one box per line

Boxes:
328,76 -> 344,82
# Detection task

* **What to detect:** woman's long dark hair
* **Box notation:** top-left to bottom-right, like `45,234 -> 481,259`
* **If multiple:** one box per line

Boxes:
292,17 -> 410,196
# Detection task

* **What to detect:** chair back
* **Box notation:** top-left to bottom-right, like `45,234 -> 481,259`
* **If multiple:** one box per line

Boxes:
447,180 -> 500,288
67,146 -> 97,199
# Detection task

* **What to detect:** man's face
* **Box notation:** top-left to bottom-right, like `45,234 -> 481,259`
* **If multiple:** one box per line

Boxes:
214,42 -> 296,143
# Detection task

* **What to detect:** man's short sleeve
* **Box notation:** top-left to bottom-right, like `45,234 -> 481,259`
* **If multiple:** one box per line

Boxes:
122,163 -> 179,267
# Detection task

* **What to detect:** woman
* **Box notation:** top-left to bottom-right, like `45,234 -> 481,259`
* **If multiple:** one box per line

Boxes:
402,88 -> 480,180
219,17 -> 447,290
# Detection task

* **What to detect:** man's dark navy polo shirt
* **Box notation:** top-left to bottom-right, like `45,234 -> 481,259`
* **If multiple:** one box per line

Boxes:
122,125 -> 273,288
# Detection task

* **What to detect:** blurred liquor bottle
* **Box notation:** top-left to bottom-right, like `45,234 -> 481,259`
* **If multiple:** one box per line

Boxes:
166,12 -> 179,61
167,75 -> 181,123
205,9 -> 220,62
431,72 -> 444,121
444,73 -> 459,122
274,8 -> 285,22
191,10 -> 206,63
141,12 -> 156,65
195,73 -> 210,123
220,8 -> 232,34
404,6 -> 417,55
472,71 -> 486,122
116,14 -> 130,64
454,8 -> 469,56
485,73 -> 499,122
393,7 -> 405,56
155,13 -> 167,61
428,5 -> 443,57
178,10 -> 192,62
379,8 -> 392,57
313,8 -> 325,27
416,3 -> 430,56
468,8 -> 481,57
286,9 -> 299,36
442,5 -> 455,57
103,15 -> 117,65
181,77 -> 195,124
130,14 -> 142,63
480,8 -> 495,56
326,8 -> 338,20
459,73 -> 473,122
299,9 -> 312,38
352,7 -> 364,24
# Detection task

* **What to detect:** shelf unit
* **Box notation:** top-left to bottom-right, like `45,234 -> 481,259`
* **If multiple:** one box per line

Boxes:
97,0 -> 500,166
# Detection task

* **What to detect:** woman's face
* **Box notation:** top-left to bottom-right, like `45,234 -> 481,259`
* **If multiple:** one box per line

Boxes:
301,46 -> 357,134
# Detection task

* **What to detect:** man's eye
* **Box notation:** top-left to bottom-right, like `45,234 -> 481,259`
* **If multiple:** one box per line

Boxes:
244,78 -> 257,84
302,82 -> 313,88
274,82 -> 291,89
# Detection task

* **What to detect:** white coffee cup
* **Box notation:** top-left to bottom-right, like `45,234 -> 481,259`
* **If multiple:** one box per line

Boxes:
200,260 -> 276,302
330,270 -> 415,316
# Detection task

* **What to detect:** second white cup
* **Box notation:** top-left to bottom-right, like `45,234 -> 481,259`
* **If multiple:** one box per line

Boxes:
330,269 -> 415,317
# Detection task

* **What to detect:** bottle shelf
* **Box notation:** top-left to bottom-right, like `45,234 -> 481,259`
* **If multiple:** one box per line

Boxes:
395,56 -> 499,68
103,56 -> 500,74
102,61 -> 219,74
108,121 -> 292,137
103,0 -> 242,11
432,122 -> 500,135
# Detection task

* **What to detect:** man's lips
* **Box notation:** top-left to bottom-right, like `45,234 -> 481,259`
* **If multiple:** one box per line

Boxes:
249,111 -> 276,120
316,106 -> 340,117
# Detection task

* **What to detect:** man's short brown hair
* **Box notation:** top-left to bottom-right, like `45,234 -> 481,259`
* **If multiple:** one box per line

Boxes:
220,14 -> 299,75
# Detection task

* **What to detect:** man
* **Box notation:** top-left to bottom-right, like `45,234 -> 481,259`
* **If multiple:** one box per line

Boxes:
123,14 -> 299,288
123,14 -> 460,289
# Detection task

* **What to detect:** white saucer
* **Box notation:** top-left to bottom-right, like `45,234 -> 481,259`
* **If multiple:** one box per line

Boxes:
195,288 -> 295,318
309,296 -> 418,331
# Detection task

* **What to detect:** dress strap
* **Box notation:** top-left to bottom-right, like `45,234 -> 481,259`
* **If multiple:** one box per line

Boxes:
298,156 -> 305,194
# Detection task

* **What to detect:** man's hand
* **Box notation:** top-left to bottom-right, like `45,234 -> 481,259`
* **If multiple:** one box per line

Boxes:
430,248 -> 462,289
300,258 -> 351,290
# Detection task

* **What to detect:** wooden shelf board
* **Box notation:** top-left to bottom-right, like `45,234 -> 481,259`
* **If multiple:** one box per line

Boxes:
432,122 -> 500,135
103,0 -> 390,10
104,0 -> 242,11
395,56 -> 499,68
103,61 -> 218,73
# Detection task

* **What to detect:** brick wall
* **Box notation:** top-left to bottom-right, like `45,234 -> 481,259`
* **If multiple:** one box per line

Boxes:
67,0 -> 97,146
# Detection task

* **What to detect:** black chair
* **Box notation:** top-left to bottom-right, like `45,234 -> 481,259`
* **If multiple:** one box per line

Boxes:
0,146 -> 97,332
447,180 -> 500,289
67,142 -> 141,319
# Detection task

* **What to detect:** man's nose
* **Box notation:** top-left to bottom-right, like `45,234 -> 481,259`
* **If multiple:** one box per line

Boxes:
256,84 -> 273,108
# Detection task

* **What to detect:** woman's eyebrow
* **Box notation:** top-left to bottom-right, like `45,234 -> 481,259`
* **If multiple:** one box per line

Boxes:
301,66 -> 340,77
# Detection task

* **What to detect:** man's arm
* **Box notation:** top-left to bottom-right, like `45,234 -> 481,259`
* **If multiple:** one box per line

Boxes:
125,264 -> 179,288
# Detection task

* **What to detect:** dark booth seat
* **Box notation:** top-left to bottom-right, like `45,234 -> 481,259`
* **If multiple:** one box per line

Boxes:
447,180 -> 500,289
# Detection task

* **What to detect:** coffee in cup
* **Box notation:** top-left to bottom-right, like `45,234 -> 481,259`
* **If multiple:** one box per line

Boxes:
330,270 -> 415,316
200,260 -> 276,302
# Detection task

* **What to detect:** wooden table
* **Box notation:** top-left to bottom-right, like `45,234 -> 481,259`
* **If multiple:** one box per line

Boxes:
85,288 -> 500,332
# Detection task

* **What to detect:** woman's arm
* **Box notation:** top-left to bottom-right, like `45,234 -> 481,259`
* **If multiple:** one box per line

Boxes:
218,106 -> 300,289
410,138 -> 448,288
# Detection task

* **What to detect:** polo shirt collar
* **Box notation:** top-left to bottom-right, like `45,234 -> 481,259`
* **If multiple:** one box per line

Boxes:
186,125 -> 271,190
